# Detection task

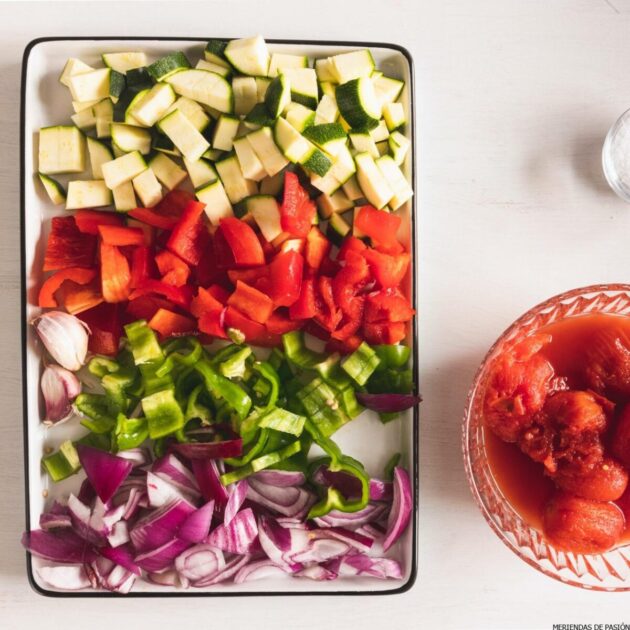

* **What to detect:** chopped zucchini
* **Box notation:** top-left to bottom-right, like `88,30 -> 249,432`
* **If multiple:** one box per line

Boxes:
315,94 -> 339,124
72,99 -> 99,113
38,173 -> 66,205
349,131 -> 379,158
382,101 -> 405,132
204,39 -> 231,69
376,155 -> 413,210
256,77 -> 271,102
112,180 -> 137,212
329,50 -> 375,83
152,133 -> 181,157
101,150 -> 147,189
132,167 -> 163,207
233,136 -> 267,181
355,152 -> 394,209
315,58 -> 337,83
244,195 -> 283,242
71,107 -> 96,131
67,68 -> 111,102
336,78 -> 381,130
109,71 -> 126,99
110,123 -> 152,155
246,126 -> 289,177
215,155 -> 257,204
94,99 -> 114,138
388,130 -> 410,166
147,51 -> 191,81
260,170 -> 285,196
212,114 -> 240,151
244,102 -> 275,128
303,123 -> 347,157
149,153 -> 187,191
122,88 -> 151,126
370,120 -> 390,143
280,68 -> 318,109
184,157 -> 217,189
284,102 -> 315,132
233,76 -> 258,116
196,59 -> 231,78
224,35 -> 270,76
326,212 -> 351,246
264,75 -> 291,119
86,136 -> 114,179
66,180 -> 113,209
316,189 -> 353,218
166,69 -> 234,114
273,117 -> 313,163
372,74 -> 404,106
102,52 -> 147,74
158,108 -> 210,161
162,96 -> 211,133
196,179 -> 234,225
342,174 -> 365,201
59,58 -> 93,87
39,126 -> 85,174
132,83 -> 176,127
269,53 -> 308,77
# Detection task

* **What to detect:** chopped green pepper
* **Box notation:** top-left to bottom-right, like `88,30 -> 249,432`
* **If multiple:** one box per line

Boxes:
124,320 -> 163,365
142,389 -> 185,439
252,361 -> 280,409
341,342 -> 380,386
296,377 -> 349,437
185,383 -> 213,424
42,440 -> 80,482
195,359 -> 252,420
373,344 -> 410,370
74,393 -> 116,433
114,414 -> 149,451
219,346 -> 252,379
258,406 -> 306,436
283,331 -> 324,369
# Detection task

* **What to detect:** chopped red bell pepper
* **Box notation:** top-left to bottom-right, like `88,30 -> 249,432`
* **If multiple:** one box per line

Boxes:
257,232 -> 276,259
224,306 -> 266,342
156,189 -> 194,217
130,246 -> 153,289
362,249 -> 410,288
326,334 -> 362,355
194,237 -> 225,287
191,286 -> 224,318
167,200 -> 208,266
198,308 -> 227,339
218,218 -> 265,267
128,279 -> 192,309
227,281 -> 274,324
332,250 -> 370,316
148,308 -> 197,338
227,266 -> 270,287
331,300 -> 365,341
314,275 -> 342,332
206,284 -> 231,305
38,267 -> 97,308
266,310 -> 304,335
44,217 -> 96,271
100,243 -> 131,303
75,209 -> 123,235
304,227 -> 330,270
77,302 -> 122,356
128,207 -> 179,230
337,236 -> 367,262
268,250 -> 304,307
363,321 -> 407,345
126,295 -> 174,322
155,250 -> 190,287
364,288 -> 415,323
374,239 -> 405,256
62,281 -> 104,315
98,224 -> 146,247
354,206 -> 401,248
289,272 -> 317,320
280,172 -> 315,237
303,319 -> 331,342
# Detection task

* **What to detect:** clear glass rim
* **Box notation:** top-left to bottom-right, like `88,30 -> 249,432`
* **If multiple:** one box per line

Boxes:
602,108 -> 630,203
462,283 -> 630,591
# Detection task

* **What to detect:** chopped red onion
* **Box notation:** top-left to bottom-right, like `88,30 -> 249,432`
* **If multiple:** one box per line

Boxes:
171,438 -> 243,460
207,508 -> 258,555
67,494 -> 107,546
178,500 -> 215,543
130,498 -> 196,553
152,454 -> 200,499
100,543 -> 141,576
191,458 -> 228,510
321,527 -> 374,552
106,521 -> 130,547
383,467 -> 412,551
290,537 -> 349,564
117,448 -> 152,468
146,569 -> 181,587
355,392 -> 421,413
192,554 -> 251,587
21,529 -> 97,564
313,503 -> 386,529
104,564 -> 137,593
247,479 -> 314,517
253,470 -> 306,487
76,445 -> 133,504
334,551 -> 403,579
233,559 -> 289,584
146,471 -> 192,508
135,538 -> 191,573
39,512 -> 72,531
369,478 -> 393,502
36,564 -> 90,590
295,565 -> 337,581
224,479 -> 248,526
311,464 -> 363,499
175,544 -> 225,582
257,515 -> 295,571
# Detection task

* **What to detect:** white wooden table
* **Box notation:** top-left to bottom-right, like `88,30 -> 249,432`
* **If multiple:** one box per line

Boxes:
3,1 -> 630,628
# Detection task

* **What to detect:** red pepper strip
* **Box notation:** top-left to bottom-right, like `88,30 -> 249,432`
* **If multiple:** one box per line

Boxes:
331,299 -> 365,341
268,250 -> 304,307
130,246 -> 152,289
195,237 -> 224,287
280,172 -> 315,237
354,206 -> 401,249
38,267 -> 97,307
44,217 -> 97,271
198,309 -> 227,339
155,250 -> 190,287
62,281 -> 104,315
77,302 -> 122,356
362,249 -> 410,288
227,281 -> 274,324
228,266 -> 270,287
75,209 -> 123,235
266,310 -> 304,335
100,243 -> 131,303
304,227 -> 330,270
126,295 -> 174,322
127,218 -> 155,247
374,240 -> 404,256
315,276 -> 342,332
148,308 -> 197,338
364,289 -> 415,323
337,236 -> 367,262
207,284 -> 231,305
191,286 -> 224,318
128,207 -> 179,230
128,279 -> 193,309
218,217 -> 265,267
166,200 -> 208,266
289,272 -> 317,320
224,306 -> 281,346
98,225 -> 146,247
363,321 -> 407,345
326,334 -> 362,355
332,251 -> 370,317
303,320 -> 331,342
257,232 -> 276,260
156,189 -> 194,217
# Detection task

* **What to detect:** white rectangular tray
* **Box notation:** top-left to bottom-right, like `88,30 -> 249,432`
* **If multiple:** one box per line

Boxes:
21,37 -> 417,596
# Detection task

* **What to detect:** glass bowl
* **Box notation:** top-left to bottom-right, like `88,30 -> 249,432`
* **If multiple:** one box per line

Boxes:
463,284 -> 630,591
603,108 -> 630,202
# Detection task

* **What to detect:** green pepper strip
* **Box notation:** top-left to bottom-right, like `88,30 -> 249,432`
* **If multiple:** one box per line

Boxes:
75,393 -> 117,433
124,320 -> 163,365
297,377 -> 349,437
220,346 -> 252,379
41,440 -> 81,482
224,428 -> 270,467
373,344 -> 410,371
282,331 -> 324,369
252,361 -> 280,410
141,389 -> 185,439
341,341 -> 381,386
156,338 -> 203,378
305,419 -> 370,519
185,383 -> 213,425
195,360 -> 252,420
258,406 -> 305,437
367,368 -> 414,395
114,413 -> 149,451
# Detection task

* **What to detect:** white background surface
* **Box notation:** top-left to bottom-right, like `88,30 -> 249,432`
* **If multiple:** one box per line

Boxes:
2,0 -> 630,628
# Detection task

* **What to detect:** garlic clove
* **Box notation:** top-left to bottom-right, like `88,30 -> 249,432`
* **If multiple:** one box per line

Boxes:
41,364 -> 82,425
33,311 -> 90,371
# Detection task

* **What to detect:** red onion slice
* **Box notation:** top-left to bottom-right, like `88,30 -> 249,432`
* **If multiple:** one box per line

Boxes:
130,498 -> 196,553
252,470 -> 306,487
171,438 -> 243,460
21,529 -> 97,564
224,480 -> 248,526
36,564 -> 91,590
175,544 -> 225,582
152,454 -> 200,499
383,466 -> 412,551
76,445 -> 133,504
192,554 -> 251,587
135,538 -> 191,573
355,392 -> 421,413
179,500 -> 215,543
295,565 -> 337,581
100,543 -> 141,576
207,508 -> 258,555
233,559 -> 290,584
